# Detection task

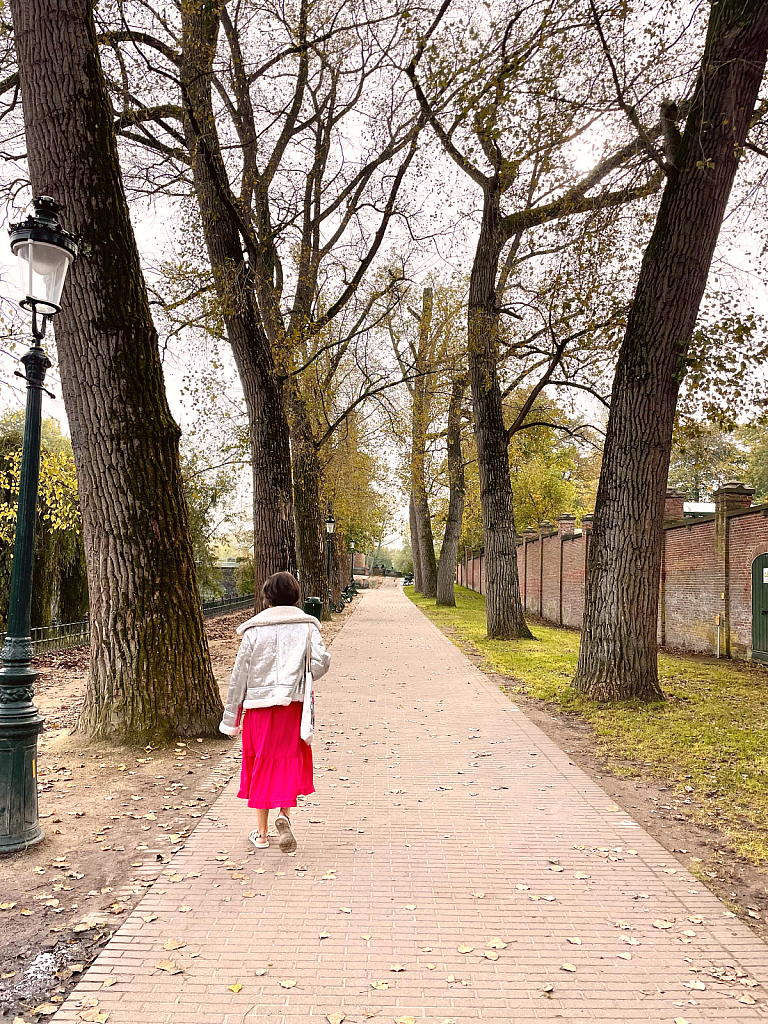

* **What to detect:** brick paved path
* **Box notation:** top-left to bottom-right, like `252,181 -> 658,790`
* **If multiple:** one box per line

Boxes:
52,584 -> 768,1023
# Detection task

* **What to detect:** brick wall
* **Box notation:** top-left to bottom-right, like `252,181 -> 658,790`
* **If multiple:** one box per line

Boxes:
457,494 -> 768,663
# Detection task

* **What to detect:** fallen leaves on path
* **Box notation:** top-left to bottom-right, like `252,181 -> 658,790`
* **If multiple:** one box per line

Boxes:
228,983 -> 243,993
370,980 -> 388,990
560,963 -> 577,972
155,959 -> 183,974
326,1014 -> 345,1024
162,939 -> 186,950
279,979 -> 296,988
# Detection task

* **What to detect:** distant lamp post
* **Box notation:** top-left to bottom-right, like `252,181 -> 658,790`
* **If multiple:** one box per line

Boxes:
325,513 -> 335,593
1,197 -> 78,853
349,539 -> 355,584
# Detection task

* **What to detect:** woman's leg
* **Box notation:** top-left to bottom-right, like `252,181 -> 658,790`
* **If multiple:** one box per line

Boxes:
256,807 -> 269,836
279,807 -> 291,819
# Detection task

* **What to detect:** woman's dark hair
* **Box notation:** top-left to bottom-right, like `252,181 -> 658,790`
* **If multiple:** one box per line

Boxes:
262,571 -> 301,607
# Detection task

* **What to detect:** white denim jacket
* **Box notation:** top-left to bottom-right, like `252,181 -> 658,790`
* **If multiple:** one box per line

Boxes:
219,605 -> 331,736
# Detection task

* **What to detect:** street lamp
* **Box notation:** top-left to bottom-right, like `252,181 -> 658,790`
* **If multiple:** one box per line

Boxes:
325,513 -> 335,599
349,539 -> 355,585
1,197 -> 78,853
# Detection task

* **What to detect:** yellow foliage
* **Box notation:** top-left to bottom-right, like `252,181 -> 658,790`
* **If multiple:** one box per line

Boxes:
0,447 -> 80,543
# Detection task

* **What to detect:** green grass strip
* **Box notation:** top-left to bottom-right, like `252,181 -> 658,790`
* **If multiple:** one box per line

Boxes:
406,584 -> 768,863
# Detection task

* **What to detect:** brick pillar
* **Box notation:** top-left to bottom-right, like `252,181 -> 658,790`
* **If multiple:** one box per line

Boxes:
538,523 -> 554,615
557,516 -> 575,624
664,489 -> 685,521
522,528 -> 537,611
557,514 -> 576,537
713,482 -> 755,658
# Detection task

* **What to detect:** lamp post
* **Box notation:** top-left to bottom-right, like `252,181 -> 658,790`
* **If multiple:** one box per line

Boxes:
349,539 -> 355,585
1,197 -> 77,853
325,514 -> 335,599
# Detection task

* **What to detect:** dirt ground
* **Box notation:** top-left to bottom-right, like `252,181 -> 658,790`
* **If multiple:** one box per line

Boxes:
0,598 -> 359,1023
435,623 -> 768,949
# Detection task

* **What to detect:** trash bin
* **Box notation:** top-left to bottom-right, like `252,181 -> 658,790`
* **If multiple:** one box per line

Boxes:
303,596 -> 322,621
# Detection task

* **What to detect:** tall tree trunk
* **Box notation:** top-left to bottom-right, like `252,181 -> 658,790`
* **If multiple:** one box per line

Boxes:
413,491 -> 437,596
469,192 -> 531,639
180,1 -> 296,610
436,375 -> 467,607
410,288 -> 438,597
288,393 -> 328,615
57,533 -> 88,623
574,0 -> 768,701
409,493 -> 422,592
11,0 -> 222,742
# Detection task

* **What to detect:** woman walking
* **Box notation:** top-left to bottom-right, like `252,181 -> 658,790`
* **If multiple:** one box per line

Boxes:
219,572 -> 331,852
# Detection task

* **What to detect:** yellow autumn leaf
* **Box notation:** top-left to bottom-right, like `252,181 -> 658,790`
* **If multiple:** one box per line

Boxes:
228,983 -> 243,993
155,960 -> 183,974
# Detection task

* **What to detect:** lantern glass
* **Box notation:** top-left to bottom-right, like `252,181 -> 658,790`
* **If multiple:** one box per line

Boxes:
325,515 -> 335,535
16,240 -> 73,316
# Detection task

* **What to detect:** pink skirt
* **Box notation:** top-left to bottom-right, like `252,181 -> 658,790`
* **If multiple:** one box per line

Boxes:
237,702 -> 315,809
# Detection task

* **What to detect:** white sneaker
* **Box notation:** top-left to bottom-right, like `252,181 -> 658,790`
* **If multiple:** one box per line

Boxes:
275,815 -> 297,853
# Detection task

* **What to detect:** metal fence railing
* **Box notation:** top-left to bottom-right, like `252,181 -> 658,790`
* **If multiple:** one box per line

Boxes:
0,592 -> 256,656
201,593 -> 256,619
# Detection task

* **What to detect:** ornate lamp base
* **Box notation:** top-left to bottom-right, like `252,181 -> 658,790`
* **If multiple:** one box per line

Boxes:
0,681 -> 44,853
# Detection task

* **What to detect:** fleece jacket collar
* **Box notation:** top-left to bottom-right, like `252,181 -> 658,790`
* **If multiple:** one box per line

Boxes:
236,604 -> 319,635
